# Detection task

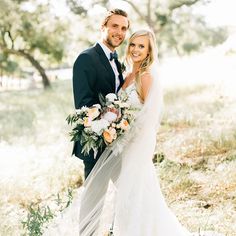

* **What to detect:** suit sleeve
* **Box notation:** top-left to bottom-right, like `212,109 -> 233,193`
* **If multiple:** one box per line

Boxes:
73,53 -> 96,109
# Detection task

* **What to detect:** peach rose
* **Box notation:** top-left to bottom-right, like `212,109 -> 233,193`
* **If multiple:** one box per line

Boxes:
88,107 -> 100,120
103,128 -> 117,143
120,119 -> 130,130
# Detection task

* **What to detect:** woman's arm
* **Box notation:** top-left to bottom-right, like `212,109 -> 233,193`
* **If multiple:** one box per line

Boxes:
140,72 -> 153,101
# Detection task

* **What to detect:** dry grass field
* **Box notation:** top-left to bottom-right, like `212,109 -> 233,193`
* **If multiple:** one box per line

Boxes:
0,52 -> 235,235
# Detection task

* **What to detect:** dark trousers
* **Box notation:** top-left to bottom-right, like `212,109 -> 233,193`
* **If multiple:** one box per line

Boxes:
79,146 -> 105,179
83,158 -> 97,179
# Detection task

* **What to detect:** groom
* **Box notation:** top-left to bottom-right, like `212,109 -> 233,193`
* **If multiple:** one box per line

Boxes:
72,9 -> 130,179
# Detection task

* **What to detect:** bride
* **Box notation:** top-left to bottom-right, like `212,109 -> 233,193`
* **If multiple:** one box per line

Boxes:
44,30 -> 223,236
79,29 -> 171,236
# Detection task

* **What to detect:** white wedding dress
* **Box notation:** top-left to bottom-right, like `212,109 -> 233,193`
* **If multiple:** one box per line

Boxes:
43,69 -> 223,236
111,83 -> 189,236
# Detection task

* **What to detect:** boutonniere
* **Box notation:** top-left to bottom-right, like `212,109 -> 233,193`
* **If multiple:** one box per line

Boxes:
121,62 -> 126,73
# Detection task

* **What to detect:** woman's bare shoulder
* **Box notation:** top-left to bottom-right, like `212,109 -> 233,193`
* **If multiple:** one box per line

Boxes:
140,71 -> 153,82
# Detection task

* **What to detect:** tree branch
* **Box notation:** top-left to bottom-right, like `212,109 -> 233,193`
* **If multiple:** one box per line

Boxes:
147,0 -> 151,25
122,0 -> 147,24
0,31 -> 6,47
0,44 -> 51,88
6,30 -> 14,49
169,0 -> 202,11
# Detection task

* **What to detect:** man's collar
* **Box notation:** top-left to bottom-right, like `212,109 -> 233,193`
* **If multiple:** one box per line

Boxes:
98,41 -> 114,60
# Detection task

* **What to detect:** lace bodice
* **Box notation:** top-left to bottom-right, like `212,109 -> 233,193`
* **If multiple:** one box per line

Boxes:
119,83 -> 143,109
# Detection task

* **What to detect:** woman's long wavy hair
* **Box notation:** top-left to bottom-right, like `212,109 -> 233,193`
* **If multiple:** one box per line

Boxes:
125,30 -> 158,102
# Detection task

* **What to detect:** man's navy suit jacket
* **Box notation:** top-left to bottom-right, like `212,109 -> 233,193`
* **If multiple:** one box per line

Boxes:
72,43 -> 121,161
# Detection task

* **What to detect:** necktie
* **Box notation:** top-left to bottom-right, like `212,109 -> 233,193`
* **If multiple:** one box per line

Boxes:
110,51 -> 124,91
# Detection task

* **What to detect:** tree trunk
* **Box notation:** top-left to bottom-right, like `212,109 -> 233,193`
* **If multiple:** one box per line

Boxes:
0,67 -> 2,87
19,50 -> 51,89
0,46 -> 51,89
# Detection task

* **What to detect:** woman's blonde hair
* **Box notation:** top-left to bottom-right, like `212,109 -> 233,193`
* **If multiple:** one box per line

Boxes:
125,30 -> 158,101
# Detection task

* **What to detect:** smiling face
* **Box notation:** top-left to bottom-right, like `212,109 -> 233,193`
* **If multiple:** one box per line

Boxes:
128,35 -> 150,65
101,14 -> 129,51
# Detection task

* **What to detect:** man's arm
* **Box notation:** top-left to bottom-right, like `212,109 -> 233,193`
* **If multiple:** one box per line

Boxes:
73,53 -> 96,109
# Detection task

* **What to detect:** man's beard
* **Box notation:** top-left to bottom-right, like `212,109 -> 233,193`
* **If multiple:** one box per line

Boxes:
106,36 -> 123,49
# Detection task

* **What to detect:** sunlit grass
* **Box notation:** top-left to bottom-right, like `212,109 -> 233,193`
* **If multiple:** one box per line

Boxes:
0,80 -> 83,235
155,78 -> 236,235
1,64 -> 236,235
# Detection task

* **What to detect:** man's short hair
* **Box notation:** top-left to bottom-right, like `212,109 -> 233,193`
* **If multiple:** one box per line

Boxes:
101,9 -> 130,28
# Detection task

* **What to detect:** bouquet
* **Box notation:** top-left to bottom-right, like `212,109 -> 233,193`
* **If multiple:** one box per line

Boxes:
66,92 -> 139,156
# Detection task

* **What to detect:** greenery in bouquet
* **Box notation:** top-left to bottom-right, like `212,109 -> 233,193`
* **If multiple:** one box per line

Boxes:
66,92 -> 139,156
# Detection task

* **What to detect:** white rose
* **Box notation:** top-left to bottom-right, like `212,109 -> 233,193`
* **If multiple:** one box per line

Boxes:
91,119 -> 110,135
76,106 -> 87,114
81,106 -> 88,112
119,102 -> 129,108
93,104 -> 101,109
102,111 -> 118,123
106,93 -> 117,102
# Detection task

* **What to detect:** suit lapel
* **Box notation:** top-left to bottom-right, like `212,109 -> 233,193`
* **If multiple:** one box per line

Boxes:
114,59 -> 124,91
94,43 -> 116,92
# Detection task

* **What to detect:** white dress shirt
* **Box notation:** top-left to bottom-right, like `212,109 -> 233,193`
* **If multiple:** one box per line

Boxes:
98,42 -> 120,92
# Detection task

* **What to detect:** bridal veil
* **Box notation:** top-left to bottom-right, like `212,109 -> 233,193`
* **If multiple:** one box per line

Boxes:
79,60 -> 164,235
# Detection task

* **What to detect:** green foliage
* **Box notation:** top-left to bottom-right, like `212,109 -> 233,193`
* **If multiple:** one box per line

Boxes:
66,0 -> 87,15
182,43 -> 200,53
22,204 -> 54,236
66,0 -> 228,56
153,152 -> 165,164
159,10 -> 228,55
98,93 -> 106,107
22,188 -> 74,236
0,55 -> 19,73
55,188 -> 74,211
67,111 -> 106,155
0,0 -> 69,85
224,154 -> 236,163
11,3 -> 66,61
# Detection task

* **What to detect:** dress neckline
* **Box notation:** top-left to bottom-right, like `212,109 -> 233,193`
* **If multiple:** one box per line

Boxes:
121,82 -> 135,91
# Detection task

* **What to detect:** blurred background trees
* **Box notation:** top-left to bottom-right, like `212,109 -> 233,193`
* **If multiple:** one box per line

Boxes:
0,2 -> 235,235
67,0 -> 228,56
0,0 -> 229,89
0,0 -> 69,89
